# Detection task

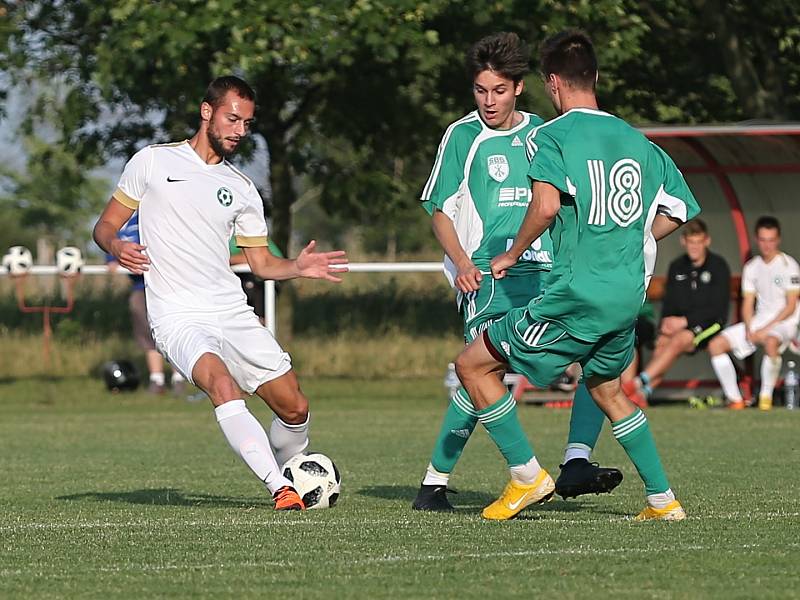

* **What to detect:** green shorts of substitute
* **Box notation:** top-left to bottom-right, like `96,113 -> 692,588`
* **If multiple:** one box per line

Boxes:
461,270 -> 546,343
484,305 -> 635,387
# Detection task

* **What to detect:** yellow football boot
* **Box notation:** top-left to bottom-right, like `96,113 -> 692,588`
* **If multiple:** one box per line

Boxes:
634,499 -> 686,522
482,469 -> 555,521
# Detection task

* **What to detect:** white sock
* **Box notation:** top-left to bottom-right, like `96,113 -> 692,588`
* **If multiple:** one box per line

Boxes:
760,356 -> 782,399
269,414 -> 310,467
215,400 -> 290,494
563,443 -> 592,464
711,354 -> 742,402
149,372 -> 165,386
646,488 -> 676,509
171,371 -> 185,384
510,457 -> 542,484
422,463 -> 449,486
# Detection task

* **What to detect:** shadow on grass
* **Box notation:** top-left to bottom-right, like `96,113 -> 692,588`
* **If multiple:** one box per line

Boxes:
356,485 -> 627,517
56,488 -> 270,508
357,484 -> 497,507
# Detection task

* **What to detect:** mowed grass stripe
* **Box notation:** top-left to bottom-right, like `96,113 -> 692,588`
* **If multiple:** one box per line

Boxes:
1,377 -> 800,599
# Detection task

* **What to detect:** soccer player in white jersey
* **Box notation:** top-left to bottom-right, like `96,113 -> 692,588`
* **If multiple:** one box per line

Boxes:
94,76 -> 348,511
709,216 -> 800,410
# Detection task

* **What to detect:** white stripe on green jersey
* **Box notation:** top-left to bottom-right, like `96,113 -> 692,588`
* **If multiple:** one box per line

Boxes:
421,110 -> 553,292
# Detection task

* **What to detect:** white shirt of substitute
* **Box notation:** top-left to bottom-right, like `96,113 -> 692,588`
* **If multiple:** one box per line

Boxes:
112,141 -> 268,324
742,253 -> 800,330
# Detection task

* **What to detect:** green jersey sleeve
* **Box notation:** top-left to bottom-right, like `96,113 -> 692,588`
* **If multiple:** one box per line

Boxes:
650,142 -> 701,222
420,123 -> 471,217
526,127 -> 569,194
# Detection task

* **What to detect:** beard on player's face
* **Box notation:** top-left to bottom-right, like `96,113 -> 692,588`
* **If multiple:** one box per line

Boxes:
207,127 -> 236,159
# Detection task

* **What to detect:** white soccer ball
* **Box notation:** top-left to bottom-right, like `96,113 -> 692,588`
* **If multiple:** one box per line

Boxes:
282,453 -> 341,509
2,246 -> 33,275
56,246 -> 84,276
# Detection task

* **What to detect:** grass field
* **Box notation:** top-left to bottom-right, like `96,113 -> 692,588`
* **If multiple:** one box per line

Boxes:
2,376 -> 799,598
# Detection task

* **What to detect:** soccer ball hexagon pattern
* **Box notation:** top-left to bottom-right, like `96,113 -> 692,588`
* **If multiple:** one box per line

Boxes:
2,246 -> 33,275
56,246 -> 84,275
282,453 -> 341,509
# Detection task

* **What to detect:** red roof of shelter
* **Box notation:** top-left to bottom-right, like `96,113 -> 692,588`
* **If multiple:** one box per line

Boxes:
638,124 -> 800,266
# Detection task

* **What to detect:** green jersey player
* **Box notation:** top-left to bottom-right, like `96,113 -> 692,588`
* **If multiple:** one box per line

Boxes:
412,32 -> 621,512
455,30 -> 700,521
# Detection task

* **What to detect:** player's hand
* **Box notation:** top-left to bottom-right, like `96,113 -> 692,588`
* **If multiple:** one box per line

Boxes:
454,261 -> 482,293
749,328 -> 768,344
110,239 -> 150,274
491,252 -> 516,280
296,240 -> 349,283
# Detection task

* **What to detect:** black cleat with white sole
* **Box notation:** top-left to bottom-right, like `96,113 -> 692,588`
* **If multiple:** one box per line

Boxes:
411,484 -> 456,512
555,458 -> 623,499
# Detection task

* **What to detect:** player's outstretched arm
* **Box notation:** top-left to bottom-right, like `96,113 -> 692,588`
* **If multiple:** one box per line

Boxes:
491,181 -> 559,279
93,198 -> 150,274
243,241 -> 348,283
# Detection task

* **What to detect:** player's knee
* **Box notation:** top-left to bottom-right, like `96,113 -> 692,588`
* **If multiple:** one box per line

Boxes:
276,390 -> 309,424
280,403 -> 308,424
708,335 -> 725,355
673,330 -> 694,351
454,353 -> 475,385
205,373 -> 240,403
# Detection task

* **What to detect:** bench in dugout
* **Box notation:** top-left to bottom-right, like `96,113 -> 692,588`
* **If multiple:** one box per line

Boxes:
509,275 -> 798,405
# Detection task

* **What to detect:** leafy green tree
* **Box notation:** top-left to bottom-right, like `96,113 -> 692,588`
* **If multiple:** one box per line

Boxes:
3,0 -> 798,256
0,82 -> 108,249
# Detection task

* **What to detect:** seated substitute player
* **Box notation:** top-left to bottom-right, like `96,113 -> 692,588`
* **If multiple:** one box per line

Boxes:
623,218 -> 731,405
412,32 -> 620,512
455,30 -> 700,521
93,76 -> 348,511
708,216 -> 800,410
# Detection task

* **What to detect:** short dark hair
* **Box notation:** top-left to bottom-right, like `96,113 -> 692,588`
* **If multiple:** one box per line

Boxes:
755,215 -> 781,235
682,218 -> 709,237
539,29 -> 597,90
202,75 -> 256,109
466,32 -> 530,83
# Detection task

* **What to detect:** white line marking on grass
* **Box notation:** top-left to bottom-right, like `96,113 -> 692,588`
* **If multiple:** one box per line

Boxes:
1,510 -> 798,533
364,542 -> 767,564
1,542 -> 781,577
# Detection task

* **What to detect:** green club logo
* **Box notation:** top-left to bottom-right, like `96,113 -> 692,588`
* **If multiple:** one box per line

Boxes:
217,187 -> 233,207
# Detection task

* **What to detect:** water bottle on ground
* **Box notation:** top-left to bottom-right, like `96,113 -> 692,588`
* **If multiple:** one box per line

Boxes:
444,362 -> 460,399
784,361 -> 798,410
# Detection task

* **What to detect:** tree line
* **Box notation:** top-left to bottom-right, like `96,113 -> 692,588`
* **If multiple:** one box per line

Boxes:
1,0 -> 797,255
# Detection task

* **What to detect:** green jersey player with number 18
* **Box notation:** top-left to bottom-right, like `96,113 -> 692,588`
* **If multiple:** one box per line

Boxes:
412,32 -> 621,512
456,30 -> 700,520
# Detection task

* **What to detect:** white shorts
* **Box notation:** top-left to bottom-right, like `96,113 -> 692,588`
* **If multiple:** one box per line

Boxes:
151,306 -> 292,394
721,320 -> 798,360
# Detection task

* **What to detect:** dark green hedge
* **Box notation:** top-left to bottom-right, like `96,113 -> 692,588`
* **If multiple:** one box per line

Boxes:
0,285 -> 130,341
1,281 -> 462,339
289,279 -> 461,336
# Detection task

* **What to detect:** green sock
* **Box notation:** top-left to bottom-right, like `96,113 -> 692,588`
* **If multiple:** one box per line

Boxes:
429,388 -> 478,473
566,383 -> 605,448
612,409 -> 670,495
477,391 -> 534,467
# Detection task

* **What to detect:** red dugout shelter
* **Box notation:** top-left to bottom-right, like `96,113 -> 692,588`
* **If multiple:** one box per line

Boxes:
642,124 -> 800,271
640,124 -> 800,398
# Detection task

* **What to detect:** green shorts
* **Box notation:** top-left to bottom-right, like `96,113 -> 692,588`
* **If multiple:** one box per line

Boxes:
484,305 -> 635,387
461,270 -> 546,343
